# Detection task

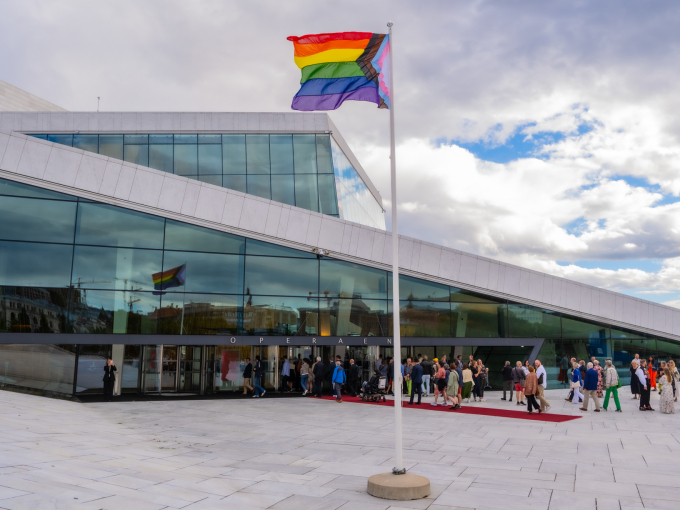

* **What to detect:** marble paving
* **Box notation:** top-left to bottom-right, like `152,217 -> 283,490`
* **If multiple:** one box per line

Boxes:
1,387 -> 679,510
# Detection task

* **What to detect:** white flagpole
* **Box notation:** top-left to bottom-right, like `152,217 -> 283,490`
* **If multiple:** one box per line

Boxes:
387,21 -> 404,475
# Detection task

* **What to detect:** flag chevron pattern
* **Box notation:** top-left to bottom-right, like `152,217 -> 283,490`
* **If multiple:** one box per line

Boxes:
152,263 -> 186,291
288,31 -> 391,111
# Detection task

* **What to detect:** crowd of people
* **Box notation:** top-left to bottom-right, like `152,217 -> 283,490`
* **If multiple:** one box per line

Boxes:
237,352 -> 678,415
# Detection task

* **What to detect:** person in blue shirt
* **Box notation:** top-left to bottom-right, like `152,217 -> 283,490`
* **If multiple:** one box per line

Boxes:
409,361 -> 424,405
281,356 -> 291,393
571,362 -> 583,405
581,362 -> 601,412
332,361 -> 346,403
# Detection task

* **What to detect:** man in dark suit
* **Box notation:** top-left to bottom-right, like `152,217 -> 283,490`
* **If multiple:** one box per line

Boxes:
347,358 -> 361,397
313,357 -> 325,397
409,361 -> 424,405
103,359 -> 117,402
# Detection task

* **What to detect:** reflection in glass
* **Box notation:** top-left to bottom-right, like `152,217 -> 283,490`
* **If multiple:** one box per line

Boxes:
562,315 -> 609,339
320,259 -> 387,299
71,245 -> 162,292
47,134 -> 73,146
174,145 -> 198,176
164,219 -> 244,254
507,304 -> 561,338
0,287 -> 69,334
452,302 -> 507,337
246,239 -> 315,258
318,174 -> 338,215
122,345 -> 141,392
149,144 -> 174,173
198,144 -> 222,175
212,345 -> 251,392
222,135 -> 246,174
142,345 -> 162,392
316,135 -> 333,173
73,135 -> 99,153
321,298 -> 387,337
0,196 -> 76,243
244,296 -> 319,336
99,135 -> 124,160
245,256 -> 318,296
149,134 -> 173,144
270,135 -> 294,174
246,135 -> 270,174
390,274 -> 449,301
295,174 -> 319,212
0,177 -> 76,200
157,294 -> 241,335
198,134 -> 221,144
76,203 -> 165,249
69,290 -> 159,334
0,241 -> 73,288
247,175 -> 271,199
0,343 -> 76,395
162,251 -> 243,294
124,145 -> 149,166
174,134 -> 197,144
223,175 -> 247,193
199,175 -> 222,186
271,175 -> 295,206
389,300 -> 450,337
124,134 -> 148,144
450,287 -> 505,303
294,134 -> 317,174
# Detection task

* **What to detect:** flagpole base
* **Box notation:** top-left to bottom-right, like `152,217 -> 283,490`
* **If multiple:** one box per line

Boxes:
367,472 -> 430,501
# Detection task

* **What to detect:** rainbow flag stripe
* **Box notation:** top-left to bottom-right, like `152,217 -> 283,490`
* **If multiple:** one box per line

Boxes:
152,263 -> 186,291
288,32 -> 391,111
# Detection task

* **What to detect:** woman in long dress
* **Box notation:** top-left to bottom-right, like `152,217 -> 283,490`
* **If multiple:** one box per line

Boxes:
630,360 -> 640,399
659,368 -> 675,414
594,360 -> 604,398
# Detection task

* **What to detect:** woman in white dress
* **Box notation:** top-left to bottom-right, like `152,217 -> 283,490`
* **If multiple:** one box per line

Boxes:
659,368 -> 675,414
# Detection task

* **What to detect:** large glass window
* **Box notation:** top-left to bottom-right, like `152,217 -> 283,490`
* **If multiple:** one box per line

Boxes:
0,196 -> 76,243
320,259 -> 387,299
198,145 -> 222,175
316,135 -> 333,174
158,294 -> 240,335
562,315 -> 609,339
246,239 -> 316,258
164,219 -> 244,254
390,300 -> 450,337
0,344 -> 76,395
244,296 -> 319,336
0,241 -> 73,288
222,135 -> 246,174
322,298 -> 387,337
246,135 -> 270,174
452,303 -> 507,337
318,174 -> 338,215
294,134 -> 317,174
271,175 -> 296,206
75,203 -> 165,249
124,145 -> 149,166
0,177 -> 76,200
75,344 -> 112,393
507,304 -> 561,338
99,135 -> 123,160
245,256 -> 318,296
71,246 -> 162,292
295,174 -> 319,212
391,274 -> 449,301
247,175 -> 271,200
174,145 -> 198,176
149,145 -> 174,173
69,290 -> 159,334
161,251 -> 243,295
0,287 -> 69,334
223,175 -> 246,193
47,134 -> 73,146
73,135 -> 98,153
270,135 -> 294,174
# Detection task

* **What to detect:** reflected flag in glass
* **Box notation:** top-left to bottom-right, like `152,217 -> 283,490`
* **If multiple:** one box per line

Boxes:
152,263 -> 186,293
288,32 -> 391,111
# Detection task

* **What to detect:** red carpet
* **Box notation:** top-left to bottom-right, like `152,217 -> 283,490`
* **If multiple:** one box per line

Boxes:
312,395 -> 581,423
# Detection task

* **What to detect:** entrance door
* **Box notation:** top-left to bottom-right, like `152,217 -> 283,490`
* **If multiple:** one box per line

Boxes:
141,345 -> 162,393
179,346 -> 202,392
161,345 -> 178,392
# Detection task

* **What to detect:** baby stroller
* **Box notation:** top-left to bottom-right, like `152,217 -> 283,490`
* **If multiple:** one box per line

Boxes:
360,373 -> 387,402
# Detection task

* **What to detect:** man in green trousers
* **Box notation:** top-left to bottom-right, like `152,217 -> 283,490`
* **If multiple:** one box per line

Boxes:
603,359 -> 622,412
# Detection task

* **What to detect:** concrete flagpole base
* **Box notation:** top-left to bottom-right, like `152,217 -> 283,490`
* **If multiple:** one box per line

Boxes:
367,472 -> 431,501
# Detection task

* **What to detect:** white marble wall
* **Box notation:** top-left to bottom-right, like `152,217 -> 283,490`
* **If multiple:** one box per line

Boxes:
2,128 -> 680,341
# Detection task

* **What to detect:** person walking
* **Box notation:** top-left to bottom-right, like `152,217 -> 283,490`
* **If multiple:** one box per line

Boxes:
594,359 -> 604,399
332,360 -> 346,403
404,358 -> 413,397
637,360 -> 653,411
421,356 -> 433,397
603,359 -> 621,412
512,361 -> 526,405
580,362 -> 601,412
409,360 -> 424,405
253,356 -> 266,397
313,356 -> 324,397
242,357 -> 254,395
300,358 -> 310,396
534,359 -> 550,412
347,358 -> 361,397
524,366 -> 541,414
501,361 -> 513,401
570,362 -> 583,405
447,361 -> 460,410
564,357 -> 577,401
461,363 -> 473,403
103,358 -> 117,402
659,367 -> 675,414
433,362 -> 447,407
669,360 -> 679,402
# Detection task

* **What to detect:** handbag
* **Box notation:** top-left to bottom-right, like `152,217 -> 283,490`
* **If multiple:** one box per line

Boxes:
570,380 -> 580,389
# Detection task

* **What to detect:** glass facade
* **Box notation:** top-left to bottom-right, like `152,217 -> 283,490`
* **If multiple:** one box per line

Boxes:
28,133 -> 385,229
1,177 -> 680,395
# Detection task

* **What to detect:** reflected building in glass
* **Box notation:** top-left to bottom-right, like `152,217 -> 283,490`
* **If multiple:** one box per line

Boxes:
1,105 -> 680,400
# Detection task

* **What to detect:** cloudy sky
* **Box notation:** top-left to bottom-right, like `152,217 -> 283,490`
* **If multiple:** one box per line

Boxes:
3,1 -> 680,305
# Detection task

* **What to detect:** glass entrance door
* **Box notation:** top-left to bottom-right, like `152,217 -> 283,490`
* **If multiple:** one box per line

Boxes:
161,345 -> 178,391
179,346 -> 202,392
142,345 -> 162,393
